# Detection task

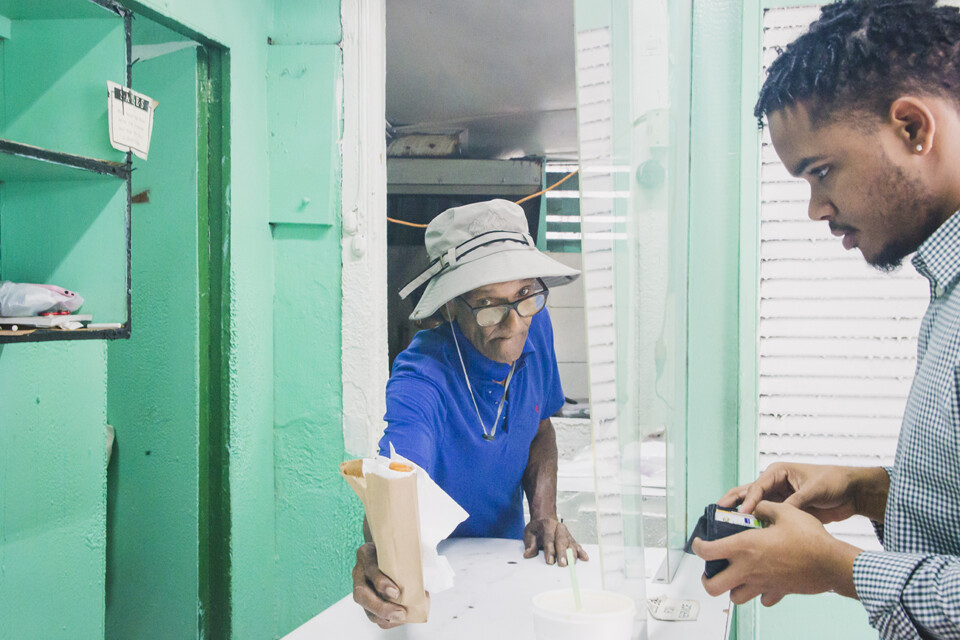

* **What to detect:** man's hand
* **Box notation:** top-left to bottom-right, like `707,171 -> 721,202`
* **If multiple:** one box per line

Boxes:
522,418 -> 588,566
718,463 -> 889,524
692,501 -> 861,606
352,543 -> 410,629
523,517 -> 589,566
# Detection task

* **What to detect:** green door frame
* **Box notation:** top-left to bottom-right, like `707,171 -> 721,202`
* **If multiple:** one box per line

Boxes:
196,45 -> 231,640
112,4 -> 234,634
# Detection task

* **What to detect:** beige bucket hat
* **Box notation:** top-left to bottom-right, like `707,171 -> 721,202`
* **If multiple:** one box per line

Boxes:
399,199 -> 580,321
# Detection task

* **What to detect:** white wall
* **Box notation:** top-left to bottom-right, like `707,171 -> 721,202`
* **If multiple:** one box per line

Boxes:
545,251 -> 589,401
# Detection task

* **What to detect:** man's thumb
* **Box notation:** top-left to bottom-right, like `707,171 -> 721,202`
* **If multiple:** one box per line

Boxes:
783,490 -> 809,510
752,500 -> 781,525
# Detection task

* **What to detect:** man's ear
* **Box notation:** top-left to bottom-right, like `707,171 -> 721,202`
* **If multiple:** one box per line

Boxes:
412,305 -> 450,330
889,96 -> 935,154
413,312 -> 444,330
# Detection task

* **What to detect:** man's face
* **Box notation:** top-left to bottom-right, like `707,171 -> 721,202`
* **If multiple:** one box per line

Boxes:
447,278 -> 539,364
767,103 -> 944,270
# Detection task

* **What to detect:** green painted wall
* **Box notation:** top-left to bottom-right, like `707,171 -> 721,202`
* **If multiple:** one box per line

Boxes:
1,181 -> 127,324
0,8 -> 121,639
273,224 -> 364,633
3,0 -> 350,638
268,3 -> 362,634
0,342 -> 108,639
0,14 -> 127,162
120,0 -> 353,637
105,27 -> 200,639
762,594 -> 875,640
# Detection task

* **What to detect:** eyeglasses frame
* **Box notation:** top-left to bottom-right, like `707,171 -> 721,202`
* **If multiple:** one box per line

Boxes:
456,278 -> 550,327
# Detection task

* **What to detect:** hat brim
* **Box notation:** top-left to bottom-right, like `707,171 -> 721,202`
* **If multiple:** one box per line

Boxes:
409,249 -> 580,320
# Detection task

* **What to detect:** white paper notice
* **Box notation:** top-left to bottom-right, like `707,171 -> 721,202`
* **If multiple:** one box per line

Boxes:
107,81 -> 157,160
646,596 -> 700,621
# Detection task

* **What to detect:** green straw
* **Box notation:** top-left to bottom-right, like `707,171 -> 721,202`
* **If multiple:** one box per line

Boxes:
566,548 -> 582,611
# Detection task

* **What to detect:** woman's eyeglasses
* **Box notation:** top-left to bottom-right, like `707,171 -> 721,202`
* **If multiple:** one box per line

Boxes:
458,281 -> 549,327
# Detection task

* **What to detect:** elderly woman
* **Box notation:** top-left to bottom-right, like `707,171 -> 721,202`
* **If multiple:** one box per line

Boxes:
352,199 -> 589,628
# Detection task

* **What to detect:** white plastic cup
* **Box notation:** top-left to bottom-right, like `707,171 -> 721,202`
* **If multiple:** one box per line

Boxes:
531,589 -> 636,640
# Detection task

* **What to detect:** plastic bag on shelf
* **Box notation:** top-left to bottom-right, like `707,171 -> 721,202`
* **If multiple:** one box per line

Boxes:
0,281 -> 84,317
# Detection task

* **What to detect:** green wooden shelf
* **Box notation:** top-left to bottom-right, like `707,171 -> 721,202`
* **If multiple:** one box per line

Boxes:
0,325 -> 130,344
0,0 -> 123,21
0,139 -> 129,182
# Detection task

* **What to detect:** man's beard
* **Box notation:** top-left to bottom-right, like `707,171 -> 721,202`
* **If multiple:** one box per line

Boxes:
860,161 -> 945,272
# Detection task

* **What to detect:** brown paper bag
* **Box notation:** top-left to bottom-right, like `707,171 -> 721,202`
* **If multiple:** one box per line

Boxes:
340,459 -> 430,622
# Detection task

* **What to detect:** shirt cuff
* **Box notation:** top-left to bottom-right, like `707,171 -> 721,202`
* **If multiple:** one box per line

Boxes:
872,519 -> 885,545
869,466 -> 895,544
853,550 -> 928,636
883,465 -> 895,494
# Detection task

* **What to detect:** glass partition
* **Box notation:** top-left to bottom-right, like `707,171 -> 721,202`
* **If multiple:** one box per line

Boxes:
571,1 -> 691,632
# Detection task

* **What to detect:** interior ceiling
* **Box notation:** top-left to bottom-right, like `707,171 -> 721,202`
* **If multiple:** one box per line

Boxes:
385,0 -> 577,161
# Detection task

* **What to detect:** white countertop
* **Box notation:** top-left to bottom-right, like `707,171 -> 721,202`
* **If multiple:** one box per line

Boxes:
284,538 -> 730,640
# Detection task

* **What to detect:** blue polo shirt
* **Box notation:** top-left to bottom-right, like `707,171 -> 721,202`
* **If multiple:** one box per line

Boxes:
379,309 -> 565,539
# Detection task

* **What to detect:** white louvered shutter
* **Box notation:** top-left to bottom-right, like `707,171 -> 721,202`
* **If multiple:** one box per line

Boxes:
758,6 -> 928,549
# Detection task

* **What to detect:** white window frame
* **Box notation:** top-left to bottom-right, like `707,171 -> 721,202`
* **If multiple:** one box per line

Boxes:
340,0 -> 388,456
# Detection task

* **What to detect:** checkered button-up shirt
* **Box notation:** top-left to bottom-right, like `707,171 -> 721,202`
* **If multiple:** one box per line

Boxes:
852,210 -> 960,639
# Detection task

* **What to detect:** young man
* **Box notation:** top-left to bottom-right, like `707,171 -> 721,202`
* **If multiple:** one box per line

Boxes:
352,199 -> 589,629
693,2 -> 960,638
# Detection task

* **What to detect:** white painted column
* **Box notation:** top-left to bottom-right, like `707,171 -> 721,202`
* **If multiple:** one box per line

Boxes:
340,0 -> 389,456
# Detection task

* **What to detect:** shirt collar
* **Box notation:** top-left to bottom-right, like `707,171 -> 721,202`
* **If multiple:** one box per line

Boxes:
450,318 -> 536,380
912,210 -> 960,290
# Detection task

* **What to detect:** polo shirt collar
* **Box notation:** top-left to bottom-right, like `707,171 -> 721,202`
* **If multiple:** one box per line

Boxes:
912,209 -> 960,292
450,319 -> 536,380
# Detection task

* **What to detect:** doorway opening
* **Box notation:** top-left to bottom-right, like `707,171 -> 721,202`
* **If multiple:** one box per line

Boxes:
104,9 -> 229,638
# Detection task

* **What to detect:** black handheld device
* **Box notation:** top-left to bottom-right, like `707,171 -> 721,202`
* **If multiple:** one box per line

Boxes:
684,503 -> 764,578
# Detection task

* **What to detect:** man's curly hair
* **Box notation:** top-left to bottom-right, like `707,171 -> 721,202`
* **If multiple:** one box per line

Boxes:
755,0 -> 960,128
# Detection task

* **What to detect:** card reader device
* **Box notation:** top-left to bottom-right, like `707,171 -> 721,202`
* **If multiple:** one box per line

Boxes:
684,503 -> 764,578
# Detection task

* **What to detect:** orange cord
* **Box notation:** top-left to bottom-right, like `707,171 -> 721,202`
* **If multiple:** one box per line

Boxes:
385,167 -> 580,228
387,217 -> 430,228
515,167 -> 579,204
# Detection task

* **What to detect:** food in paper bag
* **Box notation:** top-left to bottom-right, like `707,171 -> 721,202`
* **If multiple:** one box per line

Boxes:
341,457 -> 428,621
340,448 -> 468,623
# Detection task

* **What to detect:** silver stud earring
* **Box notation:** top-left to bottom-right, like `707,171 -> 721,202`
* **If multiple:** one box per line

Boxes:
917,144 -> 924,152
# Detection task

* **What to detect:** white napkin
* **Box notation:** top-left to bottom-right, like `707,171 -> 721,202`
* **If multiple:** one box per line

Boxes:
362,443 -> 469,593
